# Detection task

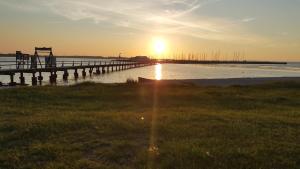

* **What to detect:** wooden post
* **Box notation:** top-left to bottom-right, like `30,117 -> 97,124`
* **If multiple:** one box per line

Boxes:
32,73 -> 37,86
63,70 -> 69,81
37,72 -> 43,85
74,69 -> 79,79
96,67 -> 101,74
82,69 -> 87,78
9,74 -> 16,86
89,68 -> 93,76
50,71 -> 57,84
19,72 -> 25,85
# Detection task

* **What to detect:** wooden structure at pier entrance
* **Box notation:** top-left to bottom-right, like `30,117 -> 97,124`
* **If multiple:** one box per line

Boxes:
33,47 -> 56,69
0,48 -> 154,86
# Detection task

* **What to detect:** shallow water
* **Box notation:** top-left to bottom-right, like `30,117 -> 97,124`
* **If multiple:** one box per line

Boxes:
0,57 -> 299,86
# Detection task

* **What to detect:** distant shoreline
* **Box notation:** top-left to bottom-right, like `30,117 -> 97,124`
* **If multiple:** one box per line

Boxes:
0,55 -> 119,59
0,55 -> 291,65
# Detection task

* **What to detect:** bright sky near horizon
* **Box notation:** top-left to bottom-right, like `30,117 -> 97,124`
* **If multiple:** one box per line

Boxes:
0,0 -> 299,61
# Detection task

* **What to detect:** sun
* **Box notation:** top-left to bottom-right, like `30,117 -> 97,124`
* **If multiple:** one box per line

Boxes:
153,38 -> 166,55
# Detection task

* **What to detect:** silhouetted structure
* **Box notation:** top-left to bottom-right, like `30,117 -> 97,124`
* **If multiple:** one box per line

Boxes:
16,51 -> 30,69
0,48 -> 154,86
130,56 -> 150,62
33,47 -> 56,68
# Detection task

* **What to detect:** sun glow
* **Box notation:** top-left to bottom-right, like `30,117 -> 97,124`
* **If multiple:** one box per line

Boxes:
153,38 -> 166,55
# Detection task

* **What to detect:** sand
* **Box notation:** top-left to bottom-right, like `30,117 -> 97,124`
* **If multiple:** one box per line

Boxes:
138,77 -> 300,86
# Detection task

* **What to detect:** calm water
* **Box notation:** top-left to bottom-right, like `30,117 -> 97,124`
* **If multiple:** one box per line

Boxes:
0,57 -> 299,85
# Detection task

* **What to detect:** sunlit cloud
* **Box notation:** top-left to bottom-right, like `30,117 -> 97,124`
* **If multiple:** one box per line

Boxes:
1,0 -> 299,60
0,0 -> 266,43
242,17 -> 256,22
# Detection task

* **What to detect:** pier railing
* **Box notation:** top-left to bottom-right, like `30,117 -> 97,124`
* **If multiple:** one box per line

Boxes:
0,60 -> 128,70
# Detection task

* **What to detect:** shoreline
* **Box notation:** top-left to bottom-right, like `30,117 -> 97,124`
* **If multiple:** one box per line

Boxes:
138,77 -> 300,86
1,76 -> 300,88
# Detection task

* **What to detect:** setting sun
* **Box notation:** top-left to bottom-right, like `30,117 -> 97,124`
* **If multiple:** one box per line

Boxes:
153,38 -> 166,55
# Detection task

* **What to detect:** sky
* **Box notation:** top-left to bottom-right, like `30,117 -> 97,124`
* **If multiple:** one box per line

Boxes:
0,0 -> 299,61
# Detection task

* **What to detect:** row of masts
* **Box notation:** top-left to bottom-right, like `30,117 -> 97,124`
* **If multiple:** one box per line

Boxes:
149,51 -> 247,61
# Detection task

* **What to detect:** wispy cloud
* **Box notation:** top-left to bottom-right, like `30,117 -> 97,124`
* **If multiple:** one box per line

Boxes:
0,0 -> 41,12
1,0 -> 265,43
242,17 -> 256,23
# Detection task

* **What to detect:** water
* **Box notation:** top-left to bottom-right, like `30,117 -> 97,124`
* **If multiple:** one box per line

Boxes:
0,57 -> 299,86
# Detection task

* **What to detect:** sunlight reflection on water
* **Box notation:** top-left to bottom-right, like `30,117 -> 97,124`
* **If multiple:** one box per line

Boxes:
155,64 -> 162,80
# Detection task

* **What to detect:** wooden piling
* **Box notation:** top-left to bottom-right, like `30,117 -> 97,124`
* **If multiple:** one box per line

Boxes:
32,73 -> 37,86
9,74 -> 16,86
19,72 -> 25,85
89,68 -> 93,76
74,69 -> 79,79
82,69 -> 87,78
63,70 -> 69,81
96,67 -> 101,75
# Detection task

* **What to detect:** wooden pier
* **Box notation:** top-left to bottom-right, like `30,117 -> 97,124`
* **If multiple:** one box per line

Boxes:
0,60 -> 154,86
0,48 -> 155,86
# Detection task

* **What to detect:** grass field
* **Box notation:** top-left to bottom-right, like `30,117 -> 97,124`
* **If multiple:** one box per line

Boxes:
0,82 -> 299,169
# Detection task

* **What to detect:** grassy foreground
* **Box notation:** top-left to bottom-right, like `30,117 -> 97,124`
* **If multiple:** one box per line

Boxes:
0,82 -> 299,169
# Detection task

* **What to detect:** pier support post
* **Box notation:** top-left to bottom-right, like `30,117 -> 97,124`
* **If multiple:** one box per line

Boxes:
54,72 -> 57,83
82,69 -> 87,78
9,74 -> 16,86
50,72 -> 57,84
49,72 -> 53,84
19,72 -> 25,85
32,73 -> 38,86
96,67 -> 101,74
74,69 -> 79,79
102,67 -> 106,74
89,68 -> 93,76
38,72 -> 43,85
63,70 -> 69,81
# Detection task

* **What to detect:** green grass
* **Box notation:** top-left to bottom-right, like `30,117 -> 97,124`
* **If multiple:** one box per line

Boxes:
0,82 -> 299,169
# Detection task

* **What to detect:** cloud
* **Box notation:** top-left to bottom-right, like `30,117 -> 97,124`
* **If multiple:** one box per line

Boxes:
242,17 -> 256,22
1,0 -> 265,43
0,0 -> 41,12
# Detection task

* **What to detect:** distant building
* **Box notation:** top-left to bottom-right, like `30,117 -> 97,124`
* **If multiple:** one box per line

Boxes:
130,56 -> 150,62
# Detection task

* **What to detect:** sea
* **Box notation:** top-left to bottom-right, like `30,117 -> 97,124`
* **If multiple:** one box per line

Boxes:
0,57 -> 299,86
